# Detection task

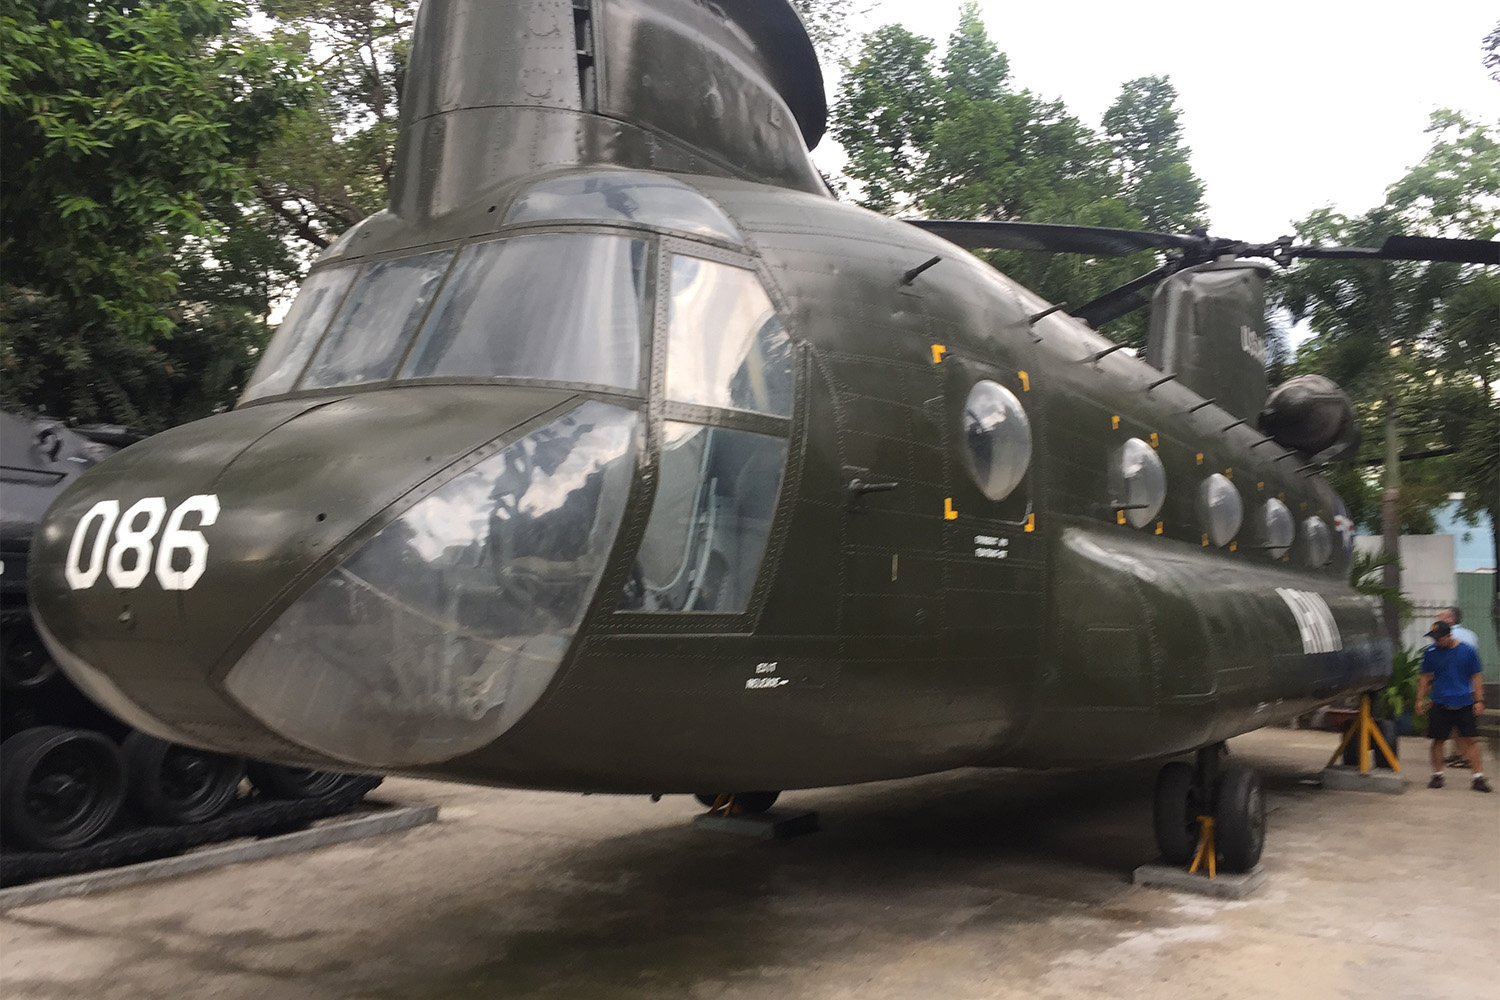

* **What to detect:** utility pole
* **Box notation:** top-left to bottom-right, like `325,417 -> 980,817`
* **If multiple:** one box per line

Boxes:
1380,397 -> 1402,644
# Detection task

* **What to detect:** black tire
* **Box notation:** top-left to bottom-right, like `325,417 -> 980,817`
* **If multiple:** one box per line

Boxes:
1,624 -> 59,692
1214,764 -> 1266,872
1153,761 -> 1200,865
1341,719 -> 1398,769
246,762 -> 360,799
1,726 -> 126,850
693,791 -> 780,814
122,731 -> 245,825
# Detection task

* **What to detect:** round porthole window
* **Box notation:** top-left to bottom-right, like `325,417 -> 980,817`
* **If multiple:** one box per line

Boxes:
1197,473 -> 1242,547
1303,516 -> 1332,567
961,380 -> 1032,501
1109,437 -> 1166,528
1260,498 -> 1295,559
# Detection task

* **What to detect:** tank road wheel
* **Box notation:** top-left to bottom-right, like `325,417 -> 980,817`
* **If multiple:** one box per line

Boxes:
694,791 -> 780,815
1,726 -> 126,850
0,624 -> 60,692
246,762 -> 360,799
1152,761 -> 1200,865
1214,765 -> 1266,872
123,731 -> 245,826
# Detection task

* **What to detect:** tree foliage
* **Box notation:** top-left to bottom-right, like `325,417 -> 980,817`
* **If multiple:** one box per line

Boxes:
250,0 -> 414,252
829,5 -> 1206,347
1275,112 -> 1499,570
0,0 -> 314,430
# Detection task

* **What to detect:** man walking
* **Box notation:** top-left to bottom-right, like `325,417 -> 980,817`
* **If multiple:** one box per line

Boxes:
1416,620 -> 1491,792
1439,606 -> 1479,649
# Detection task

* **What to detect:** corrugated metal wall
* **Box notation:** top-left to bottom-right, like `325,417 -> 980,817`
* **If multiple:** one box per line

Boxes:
1455,573 -> 1498,683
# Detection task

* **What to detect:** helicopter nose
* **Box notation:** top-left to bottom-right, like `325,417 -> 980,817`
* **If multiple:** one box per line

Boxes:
29,385 -> 630,769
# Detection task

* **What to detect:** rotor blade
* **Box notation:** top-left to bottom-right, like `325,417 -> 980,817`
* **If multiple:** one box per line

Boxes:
1072,261 -> 1184,327
1290,236 -> 1498,265
906,220 -> 1198,257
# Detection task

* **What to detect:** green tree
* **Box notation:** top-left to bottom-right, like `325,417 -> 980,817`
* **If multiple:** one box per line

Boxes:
1101,75 -> 1206,232
830,8 -> 1207,347
0,0 -> 314,430
1275,112 -> 1499,577
250,0 -> 414,252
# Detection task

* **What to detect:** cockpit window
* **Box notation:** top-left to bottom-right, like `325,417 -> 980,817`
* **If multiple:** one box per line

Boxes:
241,266 -> 356,402
402,234 -> 646,390
299,250 -> 454,391
665,256 -> 792,417
619,422 -> 786,613
507,171 -> 742,244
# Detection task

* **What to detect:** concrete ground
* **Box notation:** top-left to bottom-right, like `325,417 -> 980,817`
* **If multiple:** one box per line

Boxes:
2,727 -> 1497,1000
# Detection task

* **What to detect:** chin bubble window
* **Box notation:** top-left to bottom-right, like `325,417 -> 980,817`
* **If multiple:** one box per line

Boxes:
665,256 -> 792,417
1259,498 -> 1295,559
619,422 -> 787,613
225,402 -> 639,767
960,381 -> 1032,501
1109,437 -> 1166,528
1303,516 -> 1332,567
1197,473 -> 1242,547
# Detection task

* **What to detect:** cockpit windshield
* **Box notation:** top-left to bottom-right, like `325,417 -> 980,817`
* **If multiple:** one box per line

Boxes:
239,233 -> 648,403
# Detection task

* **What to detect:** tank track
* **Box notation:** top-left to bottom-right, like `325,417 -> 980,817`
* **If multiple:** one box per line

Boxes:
1,776 -> 382,887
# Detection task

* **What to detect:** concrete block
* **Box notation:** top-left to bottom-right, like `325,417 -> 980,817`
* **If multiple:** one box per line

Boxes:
1132,862 -> 1267,899
0,801 -> 438,911
692,807 -> 819,840
1320,766 -> 1408,794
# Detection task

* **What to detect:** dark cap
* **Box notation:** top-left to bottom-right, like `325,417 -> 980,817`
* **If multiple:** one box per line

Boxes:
1425,621 -> 1451,640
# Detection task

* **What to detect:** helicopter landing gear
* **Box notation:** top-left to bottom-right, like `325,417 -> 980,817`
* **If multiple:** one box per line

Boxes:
1152,743 -> 1265,873
694,791 -> 780,815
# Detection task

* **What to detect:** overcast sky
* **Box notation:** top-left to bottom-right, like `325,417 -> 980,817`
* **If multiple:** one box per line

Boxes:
813,1 -> 1499,240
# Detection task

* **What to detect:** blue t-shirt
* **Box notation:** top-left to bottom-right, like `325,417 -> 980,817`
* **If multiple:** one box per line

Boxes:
1421,642 -> 1482,707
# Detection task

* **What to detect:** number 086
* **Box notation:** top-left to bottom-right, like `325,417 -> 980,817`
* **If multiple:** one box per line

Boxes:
64,495 -> 220,591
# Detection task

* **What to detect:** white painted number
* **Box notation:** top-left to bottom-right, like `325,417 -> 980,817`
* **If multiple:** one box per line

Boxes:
64,499 -> 120,590
154,494 -> 220,590
65,495 -> 220,591
106,497 -> 167,589
1275,587 -> 1342,654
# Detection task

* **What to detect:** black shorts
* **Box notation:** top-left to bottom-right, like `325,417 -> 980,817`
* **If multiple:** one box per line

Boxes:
1429,704 -> 1478,741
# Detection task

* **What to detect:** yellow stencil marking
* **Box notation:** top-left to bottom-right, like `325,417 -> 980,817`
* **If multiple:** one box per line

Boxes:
1155,521 -> 1164,535
1230,541 -> 1238,552
931,345 -> 947,364
1018,370 -> 1030,391
1257,481 -> 1264,492
1111,415 -> 1121,430
1024,512 -> 1036,533
1149,432 -> 1159,448
1202,533 -> 1210,546
1116,510 -> 1127,525
1196,453 -> 1204,466
1224,468 -> 1233,480
944,497 -> 958,520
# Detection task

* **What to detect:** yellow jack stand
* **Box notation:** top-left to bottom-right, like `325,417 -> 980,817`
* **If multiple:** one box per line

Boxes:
1188,815 -> 1217,879
1326,693 -> 1402,773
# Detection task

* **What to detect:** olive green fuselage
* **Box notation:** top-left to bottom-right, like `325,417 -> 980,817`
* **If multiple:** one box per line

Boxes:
32,168 -> 1386,795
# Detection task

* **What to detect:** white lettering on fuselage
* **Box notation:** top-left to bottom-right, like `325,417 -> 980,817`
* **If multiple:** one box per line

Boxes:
1275,588 -> 1342,654
974,535 -> 1009,559
64,494 -> 220,591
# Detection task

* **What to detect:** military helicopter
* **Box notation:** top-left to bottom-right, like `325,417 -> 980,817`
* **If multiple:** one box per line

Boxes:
27,0 -> 1497,873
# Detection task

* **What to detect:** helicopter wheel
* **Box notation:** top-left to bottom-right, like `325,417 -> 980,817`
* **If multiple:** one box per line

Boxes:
694,791 -> 780,815
1214,764 -> 1266,872
1151,761 -> 1201,865
123,731 -> 245,825
246,762 -> 362,799
1,726 -> 127,850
